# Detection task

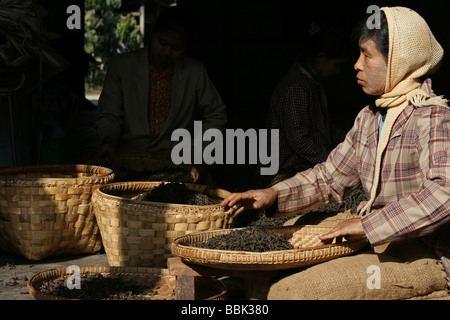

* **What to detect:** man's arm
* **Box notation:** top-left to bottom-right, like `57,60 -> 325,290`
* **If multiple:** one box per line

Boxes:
96,59 -> 124,162
195,64 -> 227,132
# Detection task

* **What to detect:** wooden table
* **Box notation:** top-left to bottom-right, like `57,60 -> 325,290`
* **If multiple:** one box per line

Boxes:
167,256 -> 290,300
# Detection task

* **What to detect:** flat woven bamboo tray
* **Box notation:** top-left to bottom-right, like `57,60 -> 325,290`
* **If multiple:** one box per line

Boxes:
172,225 -> 369,270
0,164 -> 114,260
92,181 -> 236,268
27,266 -> 227,300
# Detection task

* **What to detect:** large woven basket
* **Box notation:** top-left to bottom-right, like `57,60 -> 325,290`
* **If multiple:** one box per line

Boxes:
0,164 -> 114,260
27,266 -> 227,300
92,181 -> 236,268
172,225 -> 369,270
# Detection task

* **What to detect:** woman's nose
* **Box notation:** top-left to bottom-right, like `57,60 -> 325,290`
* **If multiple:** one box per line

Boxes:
354,54 -> 363,71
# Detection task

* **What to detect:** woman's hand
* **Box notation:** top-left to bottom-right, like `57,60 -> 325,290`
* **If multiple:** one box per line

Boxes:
318,218 -> 367,245
221,187 -> 278,217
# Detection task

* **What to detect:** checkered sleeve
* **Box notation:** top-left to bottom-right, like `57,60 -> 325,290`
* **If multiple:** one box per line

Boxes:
271,117 -> 362,215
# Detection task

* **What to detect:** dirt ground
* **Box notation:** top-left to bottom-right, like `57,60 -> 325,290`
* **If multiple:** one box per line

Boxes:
1,246 -> 448,300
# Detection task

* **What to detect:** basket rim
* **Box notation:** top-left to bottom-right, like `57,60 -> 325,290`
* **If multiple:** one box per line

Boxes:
93,181 -> 233,209
94,152 -> 200,183
0,164 -> 114,185
172,225 -> 369,270
174,225 -> 360,253
27,266 -> 172,301
27,266 -> 226,300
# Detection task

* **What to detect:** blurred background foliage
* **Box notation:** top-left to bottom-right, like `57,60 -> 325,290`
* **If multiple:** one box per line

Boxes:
84,0 -> 142,90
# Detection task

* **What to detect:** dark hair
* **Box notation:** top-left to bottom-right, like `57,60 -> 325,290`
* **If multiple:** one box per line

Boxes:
153,6 -> 194,42
352,10 -> 389,61
299,19 -> 352,60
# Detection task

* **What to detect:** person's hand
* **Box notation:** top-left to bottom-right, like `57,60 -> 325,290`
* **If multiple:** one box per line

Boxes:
318,218 -> 366,245
101,137 -> 115,164
221,187 -> 278,218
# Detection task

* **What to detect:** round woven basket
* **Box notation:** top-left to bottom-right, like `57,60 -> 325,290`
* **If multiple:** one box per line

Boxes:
172,225 -> 369,270
27,266 -> 227,300
92,181 -> 236,268
0,164 -> 114,260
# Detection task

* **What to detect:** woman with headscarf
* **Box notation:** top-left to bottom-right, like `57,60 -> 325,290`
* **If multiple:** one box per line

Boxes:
222,7 -> 450,291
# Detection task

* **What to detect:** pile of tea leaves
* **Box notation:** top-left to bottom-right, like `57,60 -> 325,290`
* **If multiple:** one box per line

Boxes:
115,166 -> 194,183
38,273 -> 174,300
136,182 -> 216,205
191,227 -> 294,252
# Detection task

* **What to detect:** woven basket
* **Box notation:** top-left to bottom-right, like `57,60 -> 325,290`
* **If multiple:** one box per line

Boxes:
92,181 -> 236,268
0,164 -> 114,260
172,225 -> 369,270
27,266 -> 227,300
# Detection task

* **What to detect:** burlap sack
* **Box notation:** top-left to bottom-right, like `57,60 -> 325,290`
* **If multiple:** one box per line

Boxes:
268,237 -> 447,300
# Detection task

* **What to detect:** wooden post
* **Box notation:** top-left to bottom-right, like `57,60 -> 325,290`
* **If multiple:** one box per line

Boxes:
167,257 -> 284,300
175,275 -> 196,300
168,257 -> 201,300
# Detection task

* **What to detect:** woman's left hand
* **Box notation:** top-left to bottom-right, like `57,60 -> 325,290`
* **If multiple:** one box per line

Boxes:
318,218 -> 367,245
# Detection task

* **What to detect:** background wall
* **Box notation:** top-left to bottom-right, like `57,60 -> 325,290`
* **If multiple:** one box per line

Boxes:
177,0 -> 450,189
1,0 -> 448,190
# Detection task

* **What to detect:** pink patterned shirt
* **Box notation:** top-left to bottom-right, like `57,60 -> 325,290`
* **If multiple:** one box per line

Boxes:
148,65 -> 174,137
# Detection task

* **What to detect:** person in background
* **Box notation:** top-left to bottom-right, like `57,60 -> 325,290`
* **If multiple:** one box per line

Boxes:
96,6 -> 227,164
265,20 -> 350,177
223,7 -> 450,289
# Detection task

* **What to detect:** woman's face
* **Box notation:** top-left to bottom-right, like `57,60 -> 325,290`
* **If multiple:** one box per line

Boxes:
150,30 -> 186,69
354,37 -> 387,96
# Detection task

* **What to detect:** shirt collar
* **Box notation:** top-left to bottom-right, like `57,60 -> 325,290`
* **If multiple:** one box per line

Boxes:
298,62 -> 322,86
149,63 -> 175,76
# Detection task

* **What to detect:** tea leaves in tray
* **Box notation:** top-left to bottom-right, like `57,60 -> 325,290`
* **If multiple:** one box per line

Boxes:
191,227 -> 294,252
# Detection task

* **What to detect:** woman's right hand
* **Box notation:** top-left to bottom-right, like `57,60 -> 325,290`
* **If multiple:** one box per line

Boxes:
221,187 -> 278,217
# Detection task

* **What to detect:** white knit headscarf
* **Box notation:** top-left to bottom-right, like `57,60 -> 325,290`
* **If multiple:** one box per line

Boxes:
360,7 -> 448,216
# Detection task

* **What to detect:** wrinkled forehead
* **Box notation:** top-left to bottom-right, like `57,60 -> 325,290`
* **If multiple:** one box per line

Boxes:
358,37 -> 385,59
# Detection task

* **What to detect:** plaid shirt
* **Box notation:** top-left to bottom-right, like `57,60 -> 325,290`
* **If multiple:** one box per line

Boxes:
266,62 -> 335,171
272,79 -> 450,282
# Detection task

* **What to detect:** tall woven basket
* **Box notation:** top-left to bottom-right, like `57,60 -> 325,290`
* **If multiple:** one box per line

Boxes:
0,164 -> 114,260
92,181 -> 236,267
